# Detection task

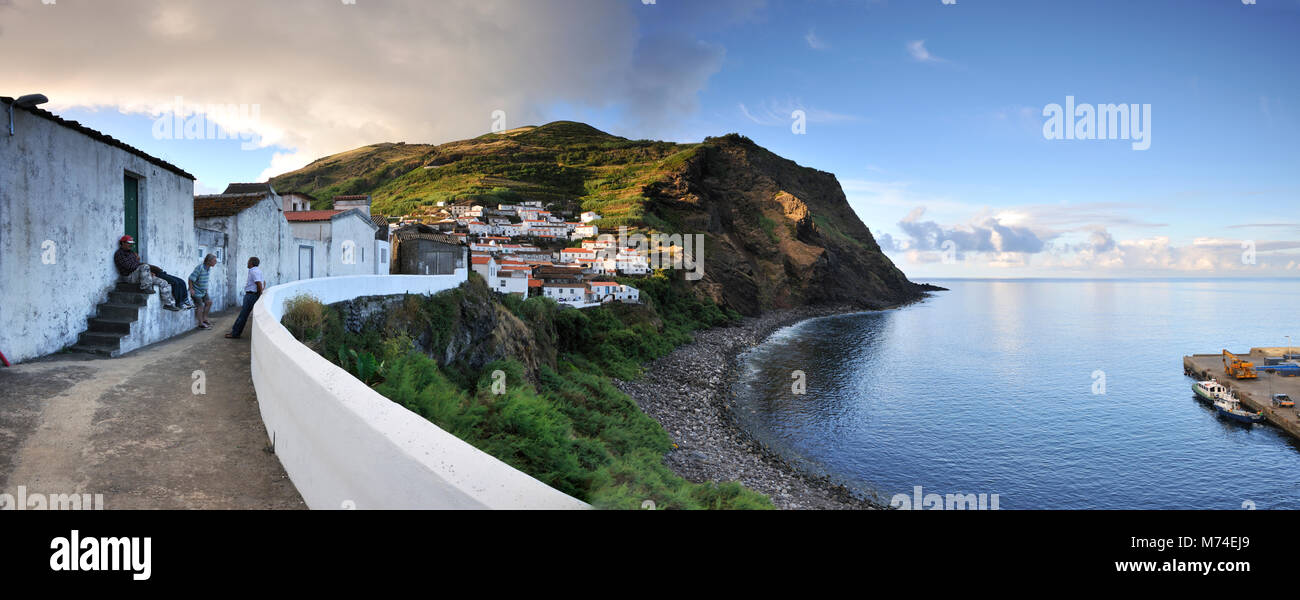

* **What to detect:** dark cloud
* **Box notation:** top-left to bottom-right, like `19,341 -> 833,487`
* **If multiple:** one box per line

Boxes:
0,0 -> 743,178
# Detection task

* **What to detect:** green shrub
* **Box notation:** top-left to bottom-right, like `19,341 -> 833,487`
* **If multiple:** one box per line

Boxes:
281,293 -> 327,342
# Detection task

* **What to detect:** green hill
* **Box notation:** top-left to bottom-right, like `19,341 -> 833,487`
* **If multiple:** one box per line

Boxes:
271,122 -> 930,315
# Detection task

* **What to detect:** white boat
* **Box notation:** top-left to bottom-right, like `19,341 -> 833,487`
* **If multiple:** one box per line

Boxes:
1192,379 -> 1227,404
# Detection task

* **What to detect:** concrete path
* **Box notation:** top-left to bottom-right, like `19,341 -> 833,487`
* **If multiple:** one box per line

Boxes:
0,309 -> 305,509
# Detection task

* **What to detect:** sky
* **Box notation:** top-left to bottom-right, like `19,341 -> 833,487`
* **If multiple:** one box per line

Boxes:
2,0 -> 1297,278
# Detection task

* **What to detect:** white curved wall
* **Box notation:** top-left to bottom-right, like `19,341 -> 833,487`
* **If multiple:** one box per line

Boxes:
250,272 -> 589,510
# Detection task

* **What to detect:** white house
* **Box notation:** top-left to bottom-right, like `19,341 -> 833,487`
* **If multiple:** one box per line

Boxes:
1,95 -> 198,362
580,211 -> 602,223
588,281 -> 619,302
286,208 -> 381,277
194,192 -> 302,311
470,254 -> 498,281
493,264 -> 531,296
559,247 -> 598,265
616,248 -> 650,275
614,284 -> 640,303
571,224 -> 598,240
543,282 -> 588,304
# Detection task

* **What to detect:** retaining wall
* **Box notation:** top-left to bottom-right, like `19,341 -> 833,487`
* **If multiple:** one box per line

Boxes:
250,272 -> 589,510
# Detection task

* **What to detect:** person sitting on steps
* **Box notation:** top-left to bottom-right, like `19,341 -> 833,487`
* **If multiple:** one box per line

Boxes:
112,235 -> 181,311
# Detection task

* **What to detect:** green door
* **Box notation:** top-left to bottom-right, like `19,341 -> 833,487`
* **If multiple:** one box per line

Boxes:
124,174 -> 139,244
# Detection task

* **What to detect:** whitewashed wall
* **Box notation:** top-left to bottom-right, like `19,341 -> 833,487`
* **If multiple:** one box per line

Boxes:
0,105 -> 195,363
250,272 -> 589,510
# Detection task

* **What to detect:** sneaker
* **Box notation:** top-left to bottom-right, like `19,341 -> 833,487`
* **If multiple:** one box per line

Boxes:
182,302 -> 196,310
164,304 -> 180,311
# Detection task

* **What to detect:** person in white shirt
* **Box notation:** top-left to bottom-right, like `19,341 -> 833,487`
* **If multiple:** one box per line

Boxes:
226,256 -> 266,339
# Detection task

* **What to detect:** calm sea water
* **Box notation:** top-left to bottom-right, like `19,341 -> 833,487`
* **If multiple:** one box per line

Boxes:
732,279 -> 1300,509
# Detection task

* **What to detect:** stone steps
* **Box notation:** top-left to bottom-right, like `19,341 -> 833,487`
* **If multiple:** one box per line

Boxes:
70,283 -> 155,357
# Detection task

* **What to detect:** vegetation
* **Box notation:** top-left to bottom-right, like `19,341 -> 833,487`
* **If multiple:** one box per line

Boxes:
281,293 -> 327,342
283,274 -> 767,510
270,122 -> 694,233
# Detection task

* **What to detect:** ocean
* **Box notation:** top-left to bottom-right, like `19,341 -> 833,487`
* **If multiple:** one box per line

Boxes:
731,279 -> 1300,509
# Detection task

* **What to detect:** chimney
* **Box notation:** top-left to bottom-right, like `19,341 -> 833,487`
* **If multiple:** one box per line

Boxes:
334,195 -> 372,217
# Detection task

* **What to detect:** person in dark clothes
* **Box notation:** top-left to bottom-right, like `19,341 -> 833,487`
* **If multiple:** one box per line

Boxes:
226,256 -> 265,339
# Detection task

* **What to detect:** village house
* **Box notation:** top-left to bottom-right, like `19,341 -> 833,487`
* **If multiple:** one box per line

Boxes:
494,263 -> 532,296
570,223 -> 598,240
285,208 -> 383,277
193,191 -> 303,311
470,253 -> 498,281
390,226 -> 466,275
542,281 -> 589,304
281,191 -> 317,212
1,96 -> 201,361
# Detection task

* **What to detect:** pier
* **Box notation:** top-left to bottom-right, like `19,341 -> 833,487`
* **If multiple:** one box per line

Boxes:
1183,347 -> 1300,440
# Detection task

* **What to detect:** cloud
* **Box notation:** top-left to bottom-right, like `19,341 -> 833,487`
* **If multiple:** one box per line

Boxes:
805,28 -> 829,50
906,39 -> 945,63
893,207 -> 1047,255
738,98 -> 860,126
0,0 -> 740,180
877,206 -> 1300,274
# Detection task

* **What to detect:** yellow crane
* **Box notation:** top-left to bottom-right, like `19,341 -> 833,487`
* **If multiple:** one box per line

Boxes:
1223,350 -> 1258,380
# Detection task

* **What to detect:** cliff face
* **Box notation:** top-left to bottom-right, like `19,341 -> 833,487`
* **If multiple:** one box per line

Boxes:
644,135 -> 924,315
272,123 -> 928,317
334,276 -> 556,380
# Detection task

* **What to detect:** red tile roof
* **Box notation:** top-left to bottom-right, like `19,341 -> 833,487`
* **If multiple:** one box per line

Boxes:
285,210 -> 344,222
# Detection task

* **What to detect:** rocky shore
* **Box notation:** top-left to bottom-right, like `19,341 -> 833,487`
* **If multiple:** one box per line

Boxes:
615,304 -> 894,510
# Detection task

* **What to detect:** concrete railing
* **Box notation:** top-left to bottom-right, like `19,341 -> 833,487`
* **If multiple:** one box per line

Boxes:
250,272 -> 589,510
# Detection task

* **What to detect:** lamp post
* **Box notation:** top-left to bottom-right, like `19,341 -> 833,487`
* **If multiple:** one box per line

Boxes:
7,94 -> 49,136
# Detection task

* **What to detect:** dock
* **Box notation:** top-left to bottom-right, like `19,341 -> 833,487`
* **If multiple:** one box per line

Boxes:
1183,347 -> 1300,440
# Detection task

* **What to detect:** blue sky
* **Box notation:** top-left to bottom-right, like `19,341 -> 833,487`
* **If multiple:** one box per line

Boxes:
4,0 -> 1297,278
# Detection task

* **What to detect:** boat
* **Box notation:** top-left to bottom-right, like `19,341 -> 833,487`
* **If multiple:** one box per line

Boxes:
1192,379 -> 1228,404
1213,393 -> 1266,424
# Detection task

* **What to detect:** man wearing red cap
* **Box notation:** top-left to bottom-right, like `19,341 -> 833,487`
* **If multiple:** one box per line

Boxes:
113,235 -> 181,311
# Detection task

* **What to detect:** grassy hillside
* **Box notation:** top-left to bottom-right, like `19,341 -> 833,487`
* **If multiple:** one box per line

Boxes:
271,121 -> 693,230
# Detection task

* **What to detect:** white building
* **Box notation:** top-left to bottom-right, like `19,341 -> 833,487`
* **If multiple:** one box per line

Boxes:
494,265 -> 532,296
580,211 -> 602,223
1,95 -> 198,362
616,248 -> 650,275
571,224 -> 598,240
559,247 -> 598,265
470,254 -> 498,281
542,282 -> 588,304
194,191 -> 302,311
286,209 -> 382,277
